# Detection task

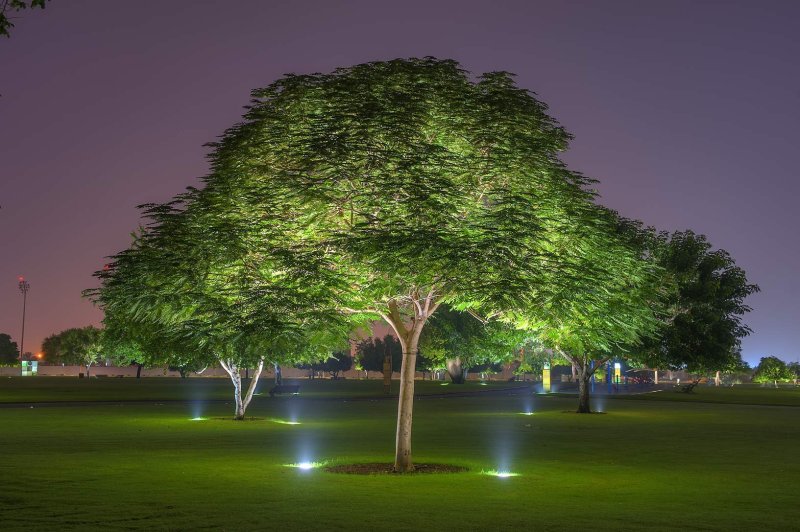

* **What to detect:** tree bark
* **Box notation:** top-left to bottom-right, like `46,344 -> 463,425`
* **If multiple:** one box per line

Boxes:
383,354 -> 392,394
446,357 -> 466,384
558,350 -> 607,414
220,358 -> 265,420
136,363 -> 142,379
379,294 -> 439,473
395,340 -> 418,472
577,368 -> 592,413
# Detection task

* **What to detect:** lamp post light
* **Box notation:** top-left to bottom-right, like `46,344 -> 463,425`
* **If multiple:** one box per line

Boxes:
18,276 -> 30,362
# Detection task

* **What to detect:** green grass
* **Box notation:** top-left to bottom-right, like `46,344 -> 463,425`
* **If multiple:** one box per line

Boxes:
0,377 -> 526,403
0,379 -> 798,530
611,383 -> 800,407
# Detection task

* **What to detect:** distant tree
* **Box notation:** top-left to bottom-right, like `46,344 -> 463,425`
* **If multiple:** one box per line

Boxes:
640,230 -> 759,378
356,335 -> 402,377
418,306 -> 521,384
101,333 -> 147,378
517,213 -> 665,413
320,351 -> 353,379
0,333 -> 20,364
753,356 -> 792,387
41,326 -> 103,376
1,0 -> 48,38
787,362 -> 800,386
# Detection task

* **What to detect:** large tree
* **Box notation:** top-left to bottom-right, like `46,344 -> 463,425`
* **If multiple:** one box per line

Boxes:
92,58 -> 629,470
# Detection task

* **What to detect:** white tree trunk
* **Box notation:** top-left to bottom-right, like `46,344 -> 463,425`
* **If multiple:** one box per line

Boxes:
220,358 -> 265,420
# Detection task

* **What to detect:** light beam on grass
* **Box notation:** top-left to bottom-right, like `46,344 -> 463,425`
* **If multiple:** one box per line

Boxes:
483,470 -> 519,478
270,418 -> 301,425
285,461 -> 325,470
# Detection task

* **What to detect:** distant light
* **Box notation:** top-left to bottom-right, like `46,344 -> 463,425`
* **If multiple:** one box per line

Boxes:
614,363 -> 621,370
518,412 -> 534,416
480,382 -> 488,386
190,417 -> 207,421
440,383 -> 450,386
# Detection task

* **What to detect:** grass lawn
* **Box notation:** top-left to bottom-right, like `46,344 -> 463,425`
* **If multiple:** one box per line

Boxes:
0,379 -> 798,530
0,376 -> 527,403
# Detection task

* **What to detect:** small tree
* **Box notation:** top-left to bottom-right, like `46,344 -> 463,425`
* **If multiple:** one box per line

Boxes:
320,351 -> 353,379
418,306 -> 521,383
753,356 -> 792,387
0,333 -> 19,364
41,326 -> 103,376
787,362 -> 800,386
356,335 -> 402,378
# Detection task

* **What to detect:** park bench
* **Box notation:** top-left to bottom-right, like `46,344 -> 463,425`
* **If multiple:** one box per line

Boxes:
269,384 -> 300,397
679,381 -> 699,393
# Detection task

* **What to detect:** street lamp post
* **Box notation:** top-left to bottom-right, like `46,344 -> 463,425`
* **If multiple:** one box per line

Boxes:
18,276 -> 30,362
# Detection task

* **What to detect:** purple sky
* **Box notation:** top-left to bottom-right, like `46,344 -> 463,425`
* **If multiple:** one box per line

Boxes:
1,0 -> 798,365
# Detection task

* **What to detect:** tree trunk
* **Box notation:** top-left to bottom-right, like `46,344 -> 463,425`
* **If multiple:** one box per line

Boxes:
379,294 -> 439,473
220,358 -> 265,420
274,363 -> 282,385
446,357 -> 466,384
577,369 -> 592,413
571,364 -> 577,382
383,354 -> 392,394
136,364 -> 142,379
654,369 -> 658,385
715,370 -> 720,387
395,339 -> 418,472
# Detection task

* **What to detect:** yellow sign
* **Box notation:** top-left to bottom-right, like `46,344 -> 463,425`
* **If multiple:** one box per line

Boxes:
614,362 -> 621,384
543,364 -> 551,393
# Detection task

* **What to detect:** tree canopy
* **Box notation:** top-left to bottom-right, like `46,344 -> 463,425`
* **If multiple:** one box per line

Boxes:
87,57 -> 758,470
1,0 -> 47,38
639,230 -> 759,374
0,333 -> 19,364
41,326 -> 103,371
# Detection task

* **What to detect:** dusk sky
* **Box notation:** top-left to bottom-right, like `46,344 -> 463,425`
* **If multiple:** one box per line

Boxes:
1,0 -> 797,365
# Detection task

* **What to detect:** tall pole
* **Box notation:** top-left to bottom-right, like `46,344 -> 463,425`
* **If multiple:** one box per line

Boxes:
18,276 -> 30,362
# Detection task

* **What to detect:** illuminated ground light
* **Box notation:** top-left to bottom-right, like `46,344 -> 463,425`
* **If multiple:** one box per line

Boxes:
518,411 -> 534,416
483,470 -> 519,478
286,461 -> 324,470
190,417 -> 208,421
270,418 -> 301,425
479,382 -> 488,386
440,382 -> 450,386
